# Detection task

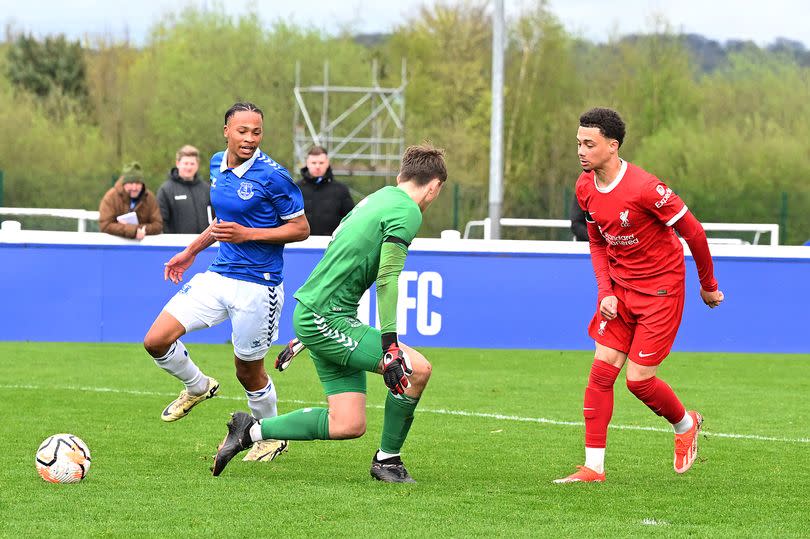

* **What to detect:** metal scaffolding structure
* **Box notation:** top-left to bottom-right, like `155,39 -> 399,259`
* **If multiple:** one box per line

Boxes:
293,60 -> 407,182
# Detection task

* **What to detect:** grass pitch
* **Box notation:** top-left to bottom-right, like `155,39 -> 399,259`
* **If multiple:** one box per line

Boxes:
1,342 -> 808,537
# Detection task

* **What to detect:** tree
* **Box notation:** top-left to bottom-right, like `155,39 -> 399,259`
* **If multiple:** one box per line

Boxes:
5,34 -> 89,117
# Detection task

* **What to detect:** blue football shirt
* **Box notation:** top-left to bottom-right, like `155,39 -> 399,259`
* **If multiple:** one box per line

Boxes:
208,149 -> 304,286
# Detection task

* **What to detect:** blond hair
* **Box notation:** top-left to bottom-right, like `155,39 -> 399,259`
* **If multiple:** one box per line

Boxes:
175,145 -> 200,162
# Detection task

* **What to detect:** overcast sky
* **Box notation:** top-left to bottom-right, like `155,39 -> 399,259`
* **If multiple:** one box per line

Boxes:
1,0 -> 808,47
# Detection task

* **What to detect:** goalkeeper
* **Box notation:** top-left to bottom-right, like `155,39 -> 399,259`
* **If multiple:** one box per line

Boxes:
213,144 -> 448,482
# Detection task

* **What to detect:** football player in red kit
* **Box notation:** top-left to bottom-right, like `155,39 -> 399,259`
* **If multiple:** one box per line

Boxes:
555,107 -> 725,483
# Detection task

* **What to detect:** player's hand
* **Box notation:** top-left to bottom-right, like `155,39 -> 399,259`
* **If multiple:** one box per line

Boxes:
599,295 -> 618,320
275,338 -> 305,372
212,220 -> 252,243
381,344 -> 413,396
700,287 -> 724,308
164,249 -> 196,284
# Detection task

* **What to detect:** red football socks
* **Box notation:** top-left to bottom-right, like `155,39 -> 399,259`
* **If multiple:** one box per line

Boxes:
583,360 -> 621,448
626,376 -> 686,424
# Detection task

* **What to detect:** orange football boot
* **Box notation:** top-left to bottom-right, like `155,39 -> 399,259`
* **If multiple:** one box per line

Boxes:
553,465 -> 605,483
674,410 -> 703,474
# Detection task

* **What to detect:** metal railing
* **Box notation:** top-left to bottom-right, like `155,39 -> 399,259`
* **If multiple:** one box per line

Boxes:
0,207 -> 100,232
463,217 -> 780,245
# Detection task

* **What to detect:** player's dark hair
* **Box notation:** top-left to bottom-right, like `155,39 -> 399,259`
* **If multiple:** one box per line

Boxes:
579,107 -> 626,147
399,143 -> 447,185
307,145 -> 328,156
224,102 -> 264,125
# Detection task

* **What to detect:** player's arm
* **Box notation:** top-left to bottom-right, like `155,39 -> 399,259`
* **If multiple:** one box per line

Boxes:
672,210 -> 724,308
586,215 -> 617,316
211,215 -> 309,244
377,238 -> 413,395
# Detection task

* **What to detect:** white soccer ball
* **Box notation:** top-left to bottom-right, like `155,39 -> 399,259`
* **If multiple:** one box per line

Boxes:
35,434 -> 92,484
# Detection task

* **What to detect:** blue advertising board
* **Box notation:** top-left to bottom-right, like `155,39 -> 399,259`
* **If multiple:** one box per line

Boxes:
0,235 -> 808,353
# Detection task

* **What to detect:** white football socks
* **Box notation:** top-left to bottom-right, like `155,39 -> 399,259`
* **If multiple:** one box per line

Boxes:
585,447 -> 605,474
245,379 -> 278,420
376,449 -> 400,461
249,422 -> 263,443
154,340 -> 208,395
673,411 -> 694,434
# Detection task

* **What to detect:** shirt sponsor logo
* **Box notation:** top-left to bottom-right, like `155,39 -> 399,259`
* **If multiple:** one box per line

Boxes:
655,186 -> 673,208
237,181 -> 255,200
174,195 -> 187,200
601,231 -> 639,246
619,210 -> 631,227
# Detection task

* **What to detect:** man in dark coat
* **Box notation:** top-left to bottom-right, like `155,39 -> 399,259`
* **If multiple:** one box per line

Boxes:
157,145 -> 213,234
297,146 -> 354,236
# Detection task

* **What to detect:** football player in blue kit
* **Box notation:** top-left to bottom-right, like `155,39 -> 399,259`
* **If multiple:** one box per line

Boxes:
143,102 -> 310,463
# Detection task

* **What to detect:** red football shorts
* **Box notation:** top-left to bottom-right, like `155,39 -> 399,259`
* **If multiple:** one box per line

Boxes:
587,284 -> 685,366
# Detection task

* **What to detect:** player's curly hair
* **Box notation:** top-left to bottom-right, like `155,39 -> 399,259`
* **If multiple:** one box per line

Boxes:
579,107 -> 626,147
224,102 -> 264,125
399,143 -> 447,185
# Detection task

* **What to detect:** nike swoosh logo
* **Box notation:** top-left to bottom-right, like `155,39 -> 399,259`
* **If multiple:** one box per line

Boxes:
638,351 -> 657,358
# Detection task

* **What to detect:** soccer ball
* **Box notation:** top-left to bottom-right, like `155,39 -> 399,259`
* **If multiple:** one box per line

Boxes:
35,434 -> 92,484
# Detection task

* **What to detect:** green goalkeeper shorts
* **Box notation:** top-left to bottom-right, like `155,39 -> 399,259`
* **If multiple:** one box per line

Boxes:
292,303 -> 382,396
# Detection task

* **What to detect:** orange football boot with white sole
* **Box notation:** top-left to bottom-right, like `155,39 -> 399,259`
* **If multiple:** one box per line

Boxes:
553,465 -> 605,483
674,410 -> 703,473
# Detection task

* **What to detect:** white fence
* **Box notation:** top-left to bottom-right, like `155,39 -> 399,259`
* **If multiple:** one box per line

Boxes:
0,207 -> 100,232
463,217 -> 780,246
0,207 -> 781,246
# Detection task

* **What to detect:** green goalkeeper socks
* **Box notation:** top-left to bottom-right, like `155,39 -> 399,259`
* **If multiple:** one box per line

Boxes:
380,392 -> 419,454
259,407 -> 330,440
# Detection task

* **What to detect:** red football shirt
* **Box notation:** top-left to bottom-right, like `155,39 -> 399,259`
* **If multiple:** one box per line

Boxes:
575,160 -> 688,297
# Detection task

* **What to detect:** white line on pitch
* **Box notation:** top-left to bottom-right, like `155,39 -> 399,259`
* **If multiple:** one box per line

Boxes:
3,383 -> 808,445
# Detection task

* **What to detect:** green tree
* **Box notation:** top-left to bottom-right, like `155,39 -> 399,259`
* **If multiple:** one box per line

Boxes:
5,34 -> 89,118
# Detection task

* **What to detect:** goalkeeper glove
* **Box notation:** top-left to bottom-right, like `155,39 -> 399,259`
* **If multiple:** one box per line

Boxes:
275,338 -> 305,372
381,333 -> 412,395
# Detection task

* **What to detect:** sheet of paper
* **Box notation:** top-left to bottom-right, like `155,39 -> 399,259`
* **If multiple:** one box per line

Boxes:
116,211 -> 139,225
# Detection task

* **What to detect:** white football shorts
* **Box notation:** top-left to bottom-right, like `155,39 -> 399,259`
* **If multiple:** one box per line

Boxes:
163,270 -> 284,361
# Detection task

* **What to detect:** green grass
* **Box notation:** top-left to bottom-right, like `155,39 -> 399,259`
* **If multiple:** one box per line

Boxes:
1,342 -> 808,537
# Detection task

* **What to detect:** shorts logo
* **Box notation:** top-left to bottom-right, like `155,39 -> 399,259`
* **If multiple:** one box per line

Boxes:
598,320 -> 607,336
237,182 -> 255,200
313,314 -> 358,351
619,209 -> 631,227
179,283 -> 191,294
638,350 -> 657,358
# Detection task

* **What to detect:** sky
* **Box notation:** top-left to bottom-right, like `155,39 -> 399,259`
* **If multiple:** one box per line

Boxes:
1,0 -> 808,48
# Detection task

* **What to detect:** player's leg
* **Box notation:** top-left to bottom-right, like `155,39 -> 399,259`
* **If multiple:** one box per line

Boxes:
143,273 -> 226,421
624,291 -> 702,473
228,281 -> 288,461
555,290 -> 632,483
212,304 -> 368,476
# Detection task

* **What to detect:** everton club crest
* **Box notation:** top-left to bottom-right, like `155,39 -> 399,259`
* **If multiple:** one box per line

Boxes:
237,181 -> 255,200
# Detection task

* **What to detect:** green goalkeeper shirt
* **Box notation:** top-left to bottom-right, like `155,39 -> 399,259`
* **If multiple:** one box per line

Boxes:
294,186 -> 422,320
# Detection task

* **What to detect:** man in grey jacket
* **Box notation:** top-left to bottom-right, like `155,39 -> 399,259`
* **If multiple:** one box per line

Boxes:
157,145 -> 213,234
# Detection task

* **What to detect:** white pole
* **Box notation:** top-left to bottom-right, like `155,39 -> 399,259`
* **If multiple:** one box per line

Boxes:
488,0 -> 505,239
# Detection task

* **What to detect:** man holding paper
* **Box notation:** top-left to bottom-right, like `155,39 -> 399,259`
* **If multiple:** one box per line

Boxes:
99,162 -> 163,240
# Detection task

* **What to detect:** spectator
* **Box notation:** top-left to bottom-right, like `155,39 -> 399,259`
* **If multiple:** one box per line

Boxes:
157,145 -> 213,234
297,146 -> 355,236
570,194 -> 589,241
99,162 -> 163,240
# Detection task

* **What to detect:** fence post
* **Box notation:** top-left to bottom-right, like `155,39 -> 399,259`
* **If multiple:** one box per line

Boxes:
779,191 -> 788,245
453,183 -> 460,231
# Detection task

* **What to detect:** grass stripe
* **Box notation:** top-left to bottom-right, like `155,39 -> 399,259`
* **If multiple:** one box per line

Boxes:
3,382 -> 808,445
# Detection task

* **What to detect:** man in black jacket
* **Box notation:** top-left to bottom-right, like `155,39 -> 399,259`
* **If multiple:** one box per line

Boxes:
297,146 -> 355,236
157,145 -> 213,234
